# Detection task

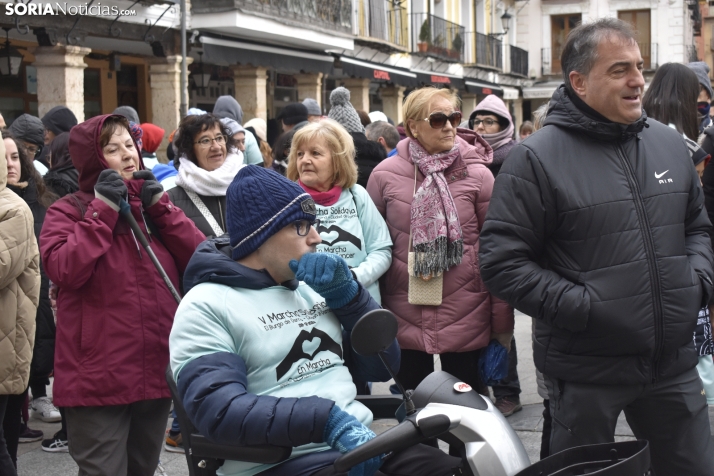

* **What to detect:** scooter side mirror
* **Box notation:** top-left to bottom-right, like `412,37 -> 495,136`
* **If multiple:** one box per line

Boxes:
351,309 -> 399,356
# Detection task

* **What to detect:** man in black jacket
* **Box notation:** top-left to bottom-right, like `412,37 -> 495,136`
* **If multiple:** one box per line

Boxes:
479,18 -> 714,474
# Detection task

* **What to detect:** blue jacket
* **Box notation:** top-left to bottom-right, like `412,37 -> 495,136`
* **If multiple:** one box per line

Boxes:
171,237 -> 400,475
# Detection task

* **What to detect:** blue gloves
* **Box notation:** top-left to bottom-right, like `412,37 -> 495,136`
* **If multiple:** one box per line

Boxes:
289,253 -> 358,309
324,405 -> 382,476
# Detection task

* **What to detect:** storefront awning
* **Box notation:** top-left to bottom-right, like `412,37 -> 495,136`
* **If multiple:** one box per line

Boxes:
339,56 -> 418,87
464,79 -> 503,97
413,70 -> 465,90
200,36 -> 334,74
522,82 -> 560,100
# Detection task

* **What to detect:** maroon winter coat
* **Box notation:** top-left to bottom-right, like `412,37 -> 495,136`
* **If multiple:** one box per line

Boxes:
366,129 -> 514,354
40,115 -> 205,407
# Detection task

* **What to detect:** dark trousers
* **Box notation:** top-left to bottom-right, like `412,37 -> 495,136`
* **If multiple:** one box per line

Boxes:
396,349 -> 487,395
66,398 -> 171,476
1,389 -> 27,468
546,367 -> 714,475
0,395 -> 17,476
311,443 -> 462,476
540,399 -> 551,461
492,336 -> 522,401
29,375 -> 49,400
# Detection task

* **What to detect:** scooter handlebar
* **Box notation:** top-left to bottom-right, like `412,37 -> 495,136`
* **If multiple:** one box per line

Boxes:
333,414 -> 451,473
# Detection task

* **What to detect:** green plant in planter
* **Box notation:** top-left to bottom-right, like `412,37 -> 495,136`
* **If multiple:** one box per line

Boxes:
452,33 -> 463,52
419,19 -> 431,44
433,34 -> 444,47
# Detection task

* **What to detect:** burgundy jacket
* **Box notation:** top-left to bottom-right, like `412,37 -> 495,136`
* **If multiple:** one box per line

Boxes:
40,115 -> 205,407
366,129 -> 514,354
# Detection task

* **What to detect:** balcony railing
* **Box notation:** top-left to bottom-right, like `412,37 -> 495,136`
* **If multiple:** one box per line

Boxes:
687,45 -> 698,63
509,45 -> 528,77
542,42 -> 658,76
223,0 -> 352,33
463,32 -> 502,70
356,0 -> 408,50
411,12 -> 465,63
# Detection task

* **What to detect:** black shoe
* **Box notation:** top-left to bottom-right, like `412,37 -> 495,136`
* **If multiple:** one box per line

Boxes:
41,431 -> 69,453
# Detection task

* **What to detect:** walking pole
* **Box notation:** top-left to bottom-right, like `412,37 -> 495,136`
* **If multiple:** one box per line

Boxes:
119,199 -> 182,304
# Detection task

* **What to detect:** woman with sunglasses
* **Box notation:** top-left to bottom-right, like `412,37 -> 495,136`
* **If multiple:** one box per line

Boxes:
468,95 -> 516,178
168,113 -> 244,240
366,87 -> 514,400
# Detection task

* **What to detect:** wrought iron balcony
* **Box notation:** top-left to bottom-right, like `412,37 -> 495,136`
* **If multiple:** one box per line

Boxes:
463,32 -> 502,70
411,12 -> 465,63
356,0 -> 409,51
509,45 -> 528,77
542,42 -> 658,77
192,0 -> 352,34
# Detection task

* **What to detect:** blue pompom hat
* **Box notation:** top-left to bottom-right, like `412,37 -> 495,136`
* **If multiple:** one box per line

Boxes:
227,166 -> 317,260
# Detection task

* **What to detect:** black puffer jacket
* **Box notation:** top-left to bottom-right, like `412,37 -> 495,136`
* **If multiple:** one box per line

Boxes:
479,86 -> 714,385
43,163 -> 79,198
8,179 -> 55,378
168,185 -> 226,239
352,132 -> 386,188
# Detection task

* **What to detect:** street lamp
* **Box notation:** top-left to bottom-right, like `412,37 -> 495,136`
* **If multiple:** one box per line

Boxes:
489,12 -> 512,39
0,28 -> 23,77
192,51 -> 211,92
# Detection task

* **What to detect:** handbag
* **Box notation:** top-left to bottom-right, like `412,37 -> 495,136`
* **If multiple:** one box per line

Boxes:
408,163 -> 444,306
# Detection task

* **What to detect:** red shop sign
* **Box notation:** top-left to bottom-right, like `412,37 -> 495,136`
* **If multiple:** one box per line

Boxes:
482,88 -> 493,95
431,75 -> 451,84
374,70 -> 391,81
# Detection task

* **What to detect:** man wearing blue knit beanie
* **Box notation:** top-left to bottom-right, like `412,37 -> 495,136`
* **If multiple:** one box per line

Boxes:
169,167 -> 461,476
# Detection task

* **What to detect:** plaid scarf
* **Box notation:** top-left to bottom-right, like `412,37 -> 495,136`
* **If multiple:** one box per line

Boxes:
409,140 -> 463,277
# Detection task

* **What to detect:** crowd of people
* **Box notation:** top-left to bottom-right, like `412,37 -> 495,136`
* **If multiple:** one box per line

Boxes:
2,16 -> 714,476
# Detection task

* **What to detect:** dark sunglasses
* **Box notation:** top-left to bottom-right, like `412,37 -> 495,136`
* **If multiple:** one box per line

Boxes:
422,111 -> 462,129
294,219 -> 321,236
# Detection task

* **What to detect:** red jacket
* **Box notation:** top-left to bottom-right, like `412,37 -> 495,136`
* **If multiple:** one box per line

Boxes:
40,115 -> 205,407
366,129 -> 513,354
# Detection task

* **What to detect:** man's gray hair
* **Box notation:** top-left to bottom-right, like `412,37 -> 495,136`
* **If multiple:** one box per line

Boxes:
561,18 -> 638,91
365,121 -> 401,150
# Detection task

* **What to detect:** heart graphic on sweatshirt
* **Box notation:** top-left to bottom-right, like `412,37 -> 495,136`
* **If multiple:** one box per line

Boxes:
318,224 -> 363,250
302,337 -> 322,359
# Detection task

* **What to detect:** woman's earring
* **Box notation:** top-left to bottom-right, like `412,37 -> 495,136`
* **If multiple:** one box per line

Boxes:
414,133 -> 418,138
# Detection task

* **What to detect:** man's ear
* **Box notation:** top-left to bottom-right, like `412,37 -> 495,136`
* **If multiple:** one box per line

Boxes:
569,70 -> 587,99
378,137 -> 388,148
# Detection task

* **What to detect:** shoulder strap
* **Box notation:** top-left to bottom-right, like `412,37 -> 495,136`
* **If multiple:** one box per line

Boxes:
184,189 -> 224,237
408,163 -> 417,252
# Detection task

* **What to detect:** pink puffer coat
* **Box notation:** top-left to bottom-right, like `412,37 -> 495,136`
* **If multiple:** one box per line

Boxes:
366,129 -> 513,354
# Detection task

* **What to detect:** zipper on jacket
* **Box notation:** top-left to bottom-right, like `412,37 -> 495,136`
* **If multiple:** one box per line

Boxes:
614,145 -> 664,382
217,199 -> 226,232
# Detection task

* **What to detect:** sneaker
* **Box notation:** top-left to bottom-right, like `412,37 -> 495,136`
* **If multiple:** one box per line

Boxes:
164,430 -> 184,453
31,396 -> 61,422
41,431 -> 69,453
19,423 -> 43,443
154,460 -> 169,476
495,397 -> 523,417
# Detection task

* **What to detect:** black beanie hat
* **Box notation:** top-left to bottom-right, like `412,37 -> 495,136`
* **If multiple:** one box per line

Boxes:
9,114 -> 45,146
278,103 -> 309,126
41,106 -> 78,136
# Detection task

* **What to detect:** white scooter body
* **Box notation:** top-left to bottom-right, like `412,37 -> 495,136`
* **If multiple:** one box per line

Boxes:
416,399 -> 531,476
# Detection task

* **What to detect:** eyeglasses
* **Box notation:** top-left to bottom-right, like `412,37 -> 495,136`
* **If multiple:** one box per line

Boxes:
473,118 -> 499,127
23,144 -> 41,157
194,135 -> 226,148
422,111 -> 462,129
294,219 -> 320,236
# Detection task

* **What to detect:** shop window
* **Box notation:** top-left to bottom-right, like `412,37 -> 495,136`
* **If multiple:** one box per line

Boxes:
273,73 -> 298,118
116,65 -> 140,121
0,63 -> 38,125
84,68 -> 102,120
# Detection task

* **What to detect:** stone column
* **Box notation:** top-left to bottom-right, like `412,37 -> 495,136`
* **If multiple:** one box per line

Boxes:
342,78 -> 371,112
149,55 -> 192,163
460,93 -> 479,119
295,73 -> 324,109
232,65 -> 268,122
513,97 -> 524,131
33,46 -> 91,121
380,85 -> 406,124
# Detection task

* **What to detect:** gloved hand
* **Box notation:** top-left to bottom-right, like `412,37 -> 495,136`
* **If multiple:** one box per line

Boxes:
133,170 -> 164,208
324,406 -> 383,476
289,253 -> 358,309
490,331 -> 513,352
94,169 -> 127,211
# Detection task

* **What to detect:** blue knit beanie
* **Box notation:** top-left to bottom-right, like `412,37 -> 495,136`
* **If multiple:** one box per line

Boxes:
227,166 -> 317,260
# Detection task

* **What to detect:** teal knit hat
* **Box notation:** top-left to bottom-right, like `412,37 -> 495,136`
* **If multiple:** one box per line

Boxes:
228,166 -> 317,260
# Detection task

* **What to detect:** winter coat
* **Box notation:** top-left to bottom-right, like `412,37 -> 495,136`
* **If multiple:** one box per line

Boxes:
168,186 -> 226,239
366,129 -> 514,354
8,178 -> 55,378
479,86 -> 714,385
352,132 -> 387,188
44,164 -> 79,198
0,143 -> 40,395
40,114 -> 206,407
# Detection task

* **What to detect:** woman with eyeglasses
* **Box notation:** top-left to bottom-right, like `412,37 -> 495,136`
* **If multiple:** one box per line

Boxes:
168,113 -> 244,240
366,87 -> 514,400
468,94 -> 516,178
39,114 -> 205,475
